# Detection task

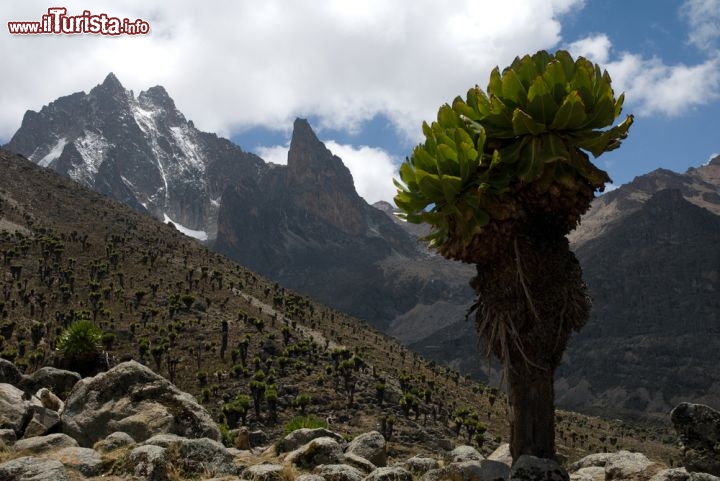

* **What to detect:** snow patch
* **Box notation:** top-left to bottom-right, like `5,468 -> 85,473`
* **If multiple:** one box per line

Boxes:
169,125 -> 204,170
36,138 -> 67,167
71,131 -> 110,184
163,213 -> 208,241
130,99 -> 170,198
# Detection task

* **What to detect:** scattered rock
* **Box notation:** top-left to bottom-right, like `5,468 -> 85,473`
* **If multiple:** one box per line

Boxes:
488,443 -> 513,467
278,427 -> 344,453
21,367 -> 80,398
365,466 -> 413,481
128,444 -> 168,481
286,436 -> 344,468
14,433 -> 78,453
445,459 -> 510,481
0,383 -> 34,434
296,474 -> 327,481
0,428 -> 16,445
346,430 -> 386,467
251,429 -> 269,446
400,455 -> 440,475
22,404 -> 61,438
605,451 -> 655,480
0,359 -> 22,385
510,455 -> 569,481
478,460 -> 512,481
45,446 -> 104,477
570,466 -> 606,481
650,468 -> 691,481
61,360 -> 220,446
570,453 -> 614,471
142,433 -> 240,476
314,463 -> 365,481
671,403 -> 720,476
419,468 -> 445,481
343,451 -> 377,473
445,445 -> 484,464
0,455 -> 68,481
94,431 -> 136,453
690,474 -> 720,481
245,463 -> 285,481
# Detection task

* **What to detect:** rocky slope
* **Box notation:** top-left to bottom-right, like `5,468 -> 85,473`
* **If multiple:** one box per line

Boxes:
1,358 -> 718,481
215,118 -> 474,333
569,156 -> 720,247
4,77 -> 475,339
1,148 -> 680,470
4,73 -> 264,240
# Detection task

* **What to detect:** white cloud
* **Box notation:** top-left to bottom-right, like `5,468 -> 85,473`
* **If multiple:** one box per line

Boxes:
324,141 -> 399,205
567,34 -> 720,118
255,144 -> 290,166
254,140 -> 398,205
567,34 -> 611,64
606,53 -> 720,117
0,0 -> 582,142
681,0 -> 720,51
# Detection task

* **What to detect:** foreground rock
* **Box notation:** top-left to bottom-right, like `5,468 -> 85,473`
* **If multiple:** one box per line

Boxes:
0,456 -> 69,481
511,455 -> 569,481
61,360 -> 220,446
278,427 -> 344,453
345,431 -> 387,467
671,403 -> 720,476
286,436 -> 344,468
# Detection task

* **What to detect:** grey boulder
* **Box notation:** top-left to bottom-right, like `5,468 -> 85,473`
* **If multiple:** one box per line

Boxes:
61,360 -> 220,446
671,403 -> 720,476
346,430 -> 387,467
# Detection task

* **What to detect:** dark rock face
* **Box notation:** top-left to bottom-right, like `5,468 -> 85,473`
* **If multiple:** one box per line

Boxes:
216,119 -> 474,331
671,403 -> 720,476
5,73 -> 263,240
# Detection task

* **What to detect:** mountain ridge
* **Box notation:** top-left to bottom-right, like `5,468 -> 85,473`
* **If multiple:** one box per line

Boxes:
5,73 -> 264,241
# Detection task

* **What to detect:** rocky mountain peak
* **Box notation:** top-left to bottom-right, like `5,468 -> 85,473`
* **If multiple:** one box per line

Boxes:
287,118 -> 356,195
285,118 -> 365,235
89,72 -> 128,103
4,74 -> 263,241
139,85 -> 177,112
100,72 -> 123,91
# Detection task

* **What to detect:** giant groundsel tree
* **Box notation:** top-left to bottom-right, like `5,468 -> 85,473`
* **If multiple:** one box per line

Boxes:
394,50 -> 632,461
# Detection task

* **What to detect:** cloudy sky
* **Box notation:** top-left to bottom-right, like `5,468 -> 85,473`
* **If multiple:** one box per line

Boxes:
2,0 -> 719,204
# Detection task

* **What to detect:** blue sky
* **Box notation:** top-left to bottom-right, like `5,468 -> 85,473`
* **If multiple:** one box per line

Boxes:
2,1 -> 719,203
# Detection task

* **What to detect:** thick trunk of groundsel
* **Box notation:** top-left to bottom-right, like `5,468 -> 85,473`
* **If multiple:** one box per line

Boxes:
471,235 -> 590,463
507,351 -> 556,461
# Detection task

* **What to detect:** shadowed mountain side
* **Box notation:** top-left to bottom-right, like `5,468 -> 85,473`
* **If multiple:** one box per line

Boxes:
215,119 -> 474,331
409,188 -> 720,420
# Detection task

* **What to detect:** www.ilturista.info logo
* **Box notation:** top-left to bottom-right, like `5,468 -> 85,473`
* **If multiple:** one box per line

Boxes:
8,8 -> 150,35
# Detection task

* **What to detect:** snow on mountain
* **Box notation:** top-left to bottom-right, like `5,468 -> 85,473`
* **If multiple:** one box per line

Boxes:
163,213 -> 208,241
33,138 -> 67,167
5,73 -> 264,241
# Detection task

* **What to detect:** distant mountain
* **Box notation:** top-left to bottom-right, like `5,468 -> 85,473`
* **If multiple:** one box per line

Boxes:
5,73 -> 264,240
569,156 -> 720,247
402,162 -> 720,420
215,118 -> 474,332
0,147 -> 677,462
4,75 -> 474,343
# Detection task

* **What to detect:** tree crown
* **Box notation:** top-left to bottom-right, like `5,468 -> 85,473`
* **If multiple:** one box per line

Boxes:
394,50 -> 633,261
